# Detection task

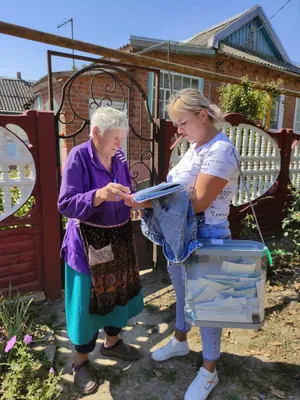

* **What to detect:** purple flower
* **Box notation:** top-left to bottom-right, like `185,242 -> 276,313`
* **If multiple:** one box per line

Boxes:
4,336 -> 17,353
49,367 -> 55,374
23,334 -> 33,345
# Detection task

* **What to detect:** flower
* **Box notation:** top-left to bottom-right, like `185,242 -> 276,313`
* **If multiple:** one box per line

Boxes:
23,334 -> 33,345
4,335 -> 17,353
49,367 -> 55,374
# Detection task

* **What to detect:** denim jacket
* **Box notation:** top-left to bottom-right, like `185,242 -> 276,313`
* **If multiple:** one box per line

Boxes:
141,190 -> 203,263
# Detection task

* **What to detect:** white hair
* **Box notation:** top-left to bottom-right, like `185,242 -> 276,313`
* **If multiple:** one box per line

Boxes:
89,107 -> 129,138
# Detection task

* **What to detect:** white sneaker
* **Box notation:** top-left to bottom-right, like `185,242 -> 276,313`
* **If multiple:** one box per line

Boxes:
184,367 -> 219,400
151,337 -> 190,362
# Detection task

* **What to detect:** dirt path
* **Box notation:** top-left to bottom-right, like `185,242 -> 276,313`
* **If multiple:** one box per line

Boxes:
46,266 -> 300,400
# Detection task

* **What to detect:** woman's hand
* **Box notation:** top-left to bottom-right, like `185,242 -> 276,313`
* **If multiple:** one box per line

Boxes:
94,183 -> 131,206
125,195 -> 152,209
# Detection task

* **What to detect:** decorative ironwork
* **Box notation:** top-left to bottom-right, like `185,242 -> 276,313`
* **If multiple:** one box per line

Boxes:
50,55 -> 160,187
130,149 -> 155,189
56,64 -> 157,139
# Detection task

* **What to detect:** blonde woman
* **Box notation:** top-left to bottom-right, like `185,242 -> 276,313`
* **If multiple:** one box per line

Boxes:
127,88 -> 239,400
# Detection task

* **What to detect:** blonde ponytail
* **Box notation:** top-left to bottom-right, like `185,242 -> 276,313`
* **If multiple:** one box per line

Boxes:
167,88 -> 224,124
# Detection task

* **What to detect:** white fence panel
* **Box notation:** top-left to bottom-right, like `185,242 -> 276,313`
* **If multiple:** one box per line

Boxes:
169,122 -> 281,206
289,141 -> 300,189
0,126 -> 36,221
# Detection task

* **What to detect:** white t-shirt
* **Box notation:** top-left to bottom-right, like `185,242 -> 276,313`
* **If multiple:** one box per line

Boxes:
167,132 -> 239,225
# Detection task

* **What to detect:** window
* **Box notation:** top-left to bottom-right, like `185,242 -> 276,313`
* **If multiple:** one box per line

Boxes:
89,99 -> 128,157
33,94 -> 42,110
5,125 -> 30,157
294,98 -> 300,133
269,95 -> 284,131
151,71 -> 204,119
45,99 -> 59,112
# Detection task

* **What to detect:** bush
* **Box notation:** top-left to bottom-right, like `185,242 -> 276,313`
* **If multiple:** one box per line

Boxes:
218,77 -> 284,123
218,77 -> 267,121
240,189 -> 300,269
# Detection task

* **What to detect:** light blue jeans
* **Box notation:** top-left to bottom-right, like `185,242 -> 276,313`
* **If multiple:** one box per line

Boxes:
168,217 -> 231,361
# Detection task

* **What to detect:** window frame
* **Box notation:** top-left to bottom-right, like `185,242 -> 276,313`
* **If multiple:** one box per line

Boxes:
293,98 -> 300,133
149,70 -> 204,120
269,94 -> 284,132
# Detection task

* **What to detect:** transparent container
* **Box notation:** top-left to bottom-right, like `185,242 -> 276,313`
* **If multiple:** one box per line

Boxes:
185,239 -> 268,329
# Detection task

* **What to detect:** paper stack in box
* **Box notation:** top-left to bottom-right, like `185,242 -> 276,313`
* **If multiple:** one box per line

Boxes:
186,258 -> 265,324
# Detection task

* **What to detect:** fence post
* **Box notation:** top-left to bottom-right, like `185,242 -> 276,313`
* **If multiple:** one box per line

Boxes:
152,119 -> 167,270
36,111 -> 62,299
276,128 -> 294,224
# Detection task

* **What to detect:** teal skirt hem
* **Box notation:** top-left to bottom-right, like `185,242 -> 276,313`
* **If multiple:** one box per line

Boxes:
65,263 -> 144,345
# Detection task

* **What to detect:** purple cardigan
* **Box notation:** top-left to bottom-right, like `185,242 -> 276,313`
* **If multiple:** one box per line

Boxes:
58,140 -> 132,275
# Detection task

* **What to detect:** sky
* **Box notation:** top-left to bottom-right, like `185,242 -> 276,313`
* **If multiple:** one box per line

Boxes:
0,0 -> 299,81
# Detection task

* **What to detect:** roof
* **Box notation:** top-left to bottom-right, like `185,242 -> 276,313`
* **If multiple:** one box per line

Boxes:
219,43 -> 300,76
129,35 -> 215,56
182,8 -> 248,47
33,67 -> 131,92
183,4 -> 291,63
33,71 -> 74,89
0,77 -> 35,113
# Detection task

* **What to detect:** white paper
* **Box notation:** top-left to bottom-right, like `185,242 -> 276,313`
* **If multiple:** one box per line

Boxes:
239,271 -> 264,282
186,278 -> 231,300
189,262 -> 222,278
206,274 -> 240,282
231,287 -> 257,298
186,265 -> 265,325
186,280 -> 204,300
196,278 -> 232,291
209,279 -> 257,290
220,287 -> 235,295
193,297 -> 253,323
192,286 -> 226,303
221,260 -> 257,275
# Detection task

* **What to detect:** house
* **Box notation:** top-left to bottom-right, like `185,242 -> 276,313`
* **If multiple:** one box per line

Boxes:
32,4 -> 300,168
0,73 -> 35,114
0,73 -> 36,154
126,4 -> 300,131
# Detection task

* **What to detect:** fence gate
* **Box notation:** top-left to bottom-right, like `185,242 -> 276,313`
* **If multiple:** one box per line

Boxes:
48,51 -> 161,270
0,111 -> 61,299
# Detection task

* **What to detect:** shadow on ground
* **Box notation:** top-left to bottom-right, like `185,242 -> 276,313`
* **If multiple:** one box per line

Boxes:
47,268 -> 300,400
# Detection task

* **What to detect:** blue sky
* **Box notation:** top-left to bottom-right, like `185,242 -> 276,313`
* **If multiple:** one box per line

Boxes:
0,0 -> 299,81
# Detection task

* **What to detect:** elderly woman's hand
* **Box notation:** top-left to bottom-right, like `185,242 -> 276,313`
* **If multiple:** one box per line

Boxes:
94,183 -> 131,206
125,195 -> 152,209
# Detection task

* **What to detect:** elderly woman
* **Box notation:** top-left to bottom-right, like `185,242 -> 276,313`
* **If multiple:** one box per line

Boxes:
126,89 -> 239,400
58,107 -> 143,395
